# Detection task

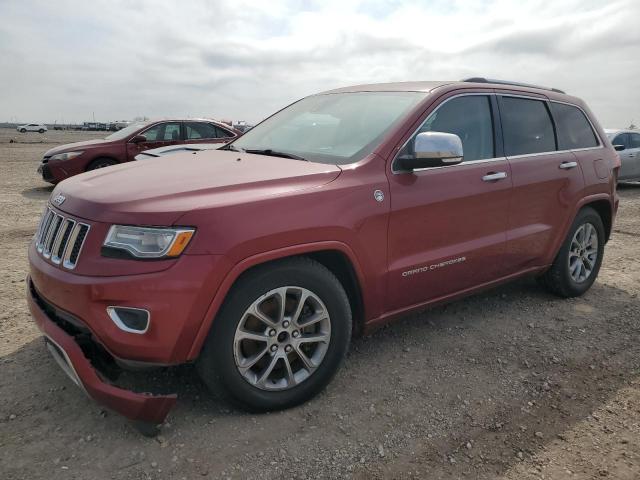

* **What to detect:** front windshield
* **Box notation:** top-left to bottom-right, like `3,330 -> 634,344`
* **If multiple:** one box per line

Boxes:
230,91 -> 427,164
105,122 -> 150,141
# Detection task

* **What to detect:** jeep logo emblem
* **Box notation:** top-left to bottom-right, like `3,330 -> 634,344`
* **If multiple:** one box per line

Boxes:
52,194 -> 66,206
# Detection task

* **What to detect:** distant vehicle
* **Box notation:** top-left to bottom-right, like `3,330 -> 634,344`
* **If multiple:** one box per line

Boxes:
18,123 -> 47,133
135,143 -> 222,161
606,129 -> 640,182
38,119 -> 240,184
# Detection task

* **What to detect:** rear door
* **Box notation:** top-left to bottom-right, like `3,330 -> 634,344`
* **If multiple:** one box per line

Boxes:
499,95 -> 586,272
126,121 -> 183,160
386,93 -> 512,311
627,133 -> 640,179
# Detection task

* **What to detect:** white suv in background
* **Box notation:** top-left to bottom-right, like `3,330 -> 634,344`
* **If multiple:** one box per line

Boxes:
607,129 -> 640,182
17,123 -> 47,133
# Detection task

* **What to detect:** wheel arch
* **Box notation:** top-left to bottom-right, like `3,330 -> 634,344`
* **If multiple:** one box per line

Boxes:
582,199 -> 613,242
186,242 -> 368,361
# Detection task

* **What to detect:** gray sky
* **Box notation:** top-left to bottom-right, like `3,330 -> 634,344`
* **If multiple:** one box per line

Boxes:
0,0 -> 638,127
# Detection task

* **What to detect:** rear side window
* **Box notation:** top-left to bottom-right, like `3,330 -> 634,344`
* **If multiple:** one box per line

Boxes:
630,133 -> 640,149
215,126 -> 234,138
411,95 -> 494,162
186,122 -> 217,139
500,97 -> 555,156
550,102 -> 598,149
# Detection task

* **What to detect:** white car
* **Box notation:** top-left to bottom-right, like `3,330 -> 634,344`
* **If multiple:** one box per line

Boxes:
17,123 -> 47,133
606,129 -> 640,182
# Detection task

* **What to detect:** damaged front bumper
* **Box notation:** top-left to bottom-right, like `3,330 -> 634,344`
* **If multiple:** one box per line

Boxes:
27,277 -> 177,424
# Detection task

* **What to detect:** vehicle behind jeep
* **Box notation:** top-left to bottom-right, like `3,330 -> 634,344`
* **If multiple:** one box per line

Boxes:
38,118 -> 239,184
27,78 -> 619,430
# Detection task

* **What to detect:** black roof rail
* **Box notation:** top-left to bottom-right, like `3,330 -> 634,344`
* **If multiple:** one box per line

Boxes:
461,77 -> 566,94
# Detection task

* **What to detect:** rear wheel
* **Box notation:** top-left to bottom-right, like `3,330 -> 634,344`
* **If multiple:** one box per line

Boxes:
538,207 -> 605,297
38,129 -> 45,133
197,257 -> 352,411
87,158 -> 117,170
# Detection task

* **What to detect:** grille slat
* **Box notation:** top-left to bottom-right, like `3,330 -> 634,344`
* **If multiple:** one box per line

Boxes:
35,207 -> 90,269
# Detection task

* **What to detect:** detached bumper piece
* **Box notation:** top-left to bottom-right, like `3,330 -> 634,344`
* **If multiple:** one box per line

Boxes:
27,278 -> 177,425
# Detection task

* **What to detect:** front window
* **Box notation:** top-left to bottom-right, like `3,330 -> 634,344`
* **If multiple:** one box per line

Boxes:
229,91 -> 427,164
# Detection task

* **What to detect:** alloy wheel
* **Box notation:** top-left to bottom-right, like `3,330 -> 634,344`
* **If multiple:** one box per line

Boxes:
233,286 -> 331,391
568,222 -> 599,283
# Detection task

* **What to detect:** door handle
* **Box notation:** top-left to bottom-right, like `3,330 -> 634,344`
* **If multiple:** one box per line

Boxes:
559,161 -> 578,169
482,171 -> 507,182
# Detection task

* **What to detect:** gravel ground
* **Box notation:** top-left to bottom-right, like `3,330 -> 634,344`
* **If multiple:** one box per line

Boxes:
0,128 -> 639,479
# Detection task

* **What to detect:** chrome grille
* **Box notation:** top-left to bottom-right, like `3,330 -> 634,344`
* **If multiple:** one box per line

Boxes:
35,207 -> 90,269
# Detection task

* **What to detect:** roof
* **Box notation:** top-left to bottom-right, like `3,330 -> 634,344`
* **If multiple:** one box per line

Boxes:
320,81 -> 453,94
319,78 -> 571,98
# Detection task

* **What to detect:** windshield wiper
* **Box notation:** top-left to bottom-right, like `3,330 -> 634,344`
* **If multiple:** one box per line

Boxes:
219,144 -> 243,152
244,149 -> 307,161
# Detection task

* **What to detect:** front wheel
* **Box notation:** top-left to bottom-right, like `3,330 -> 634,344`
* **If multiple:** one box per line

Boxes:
38,129 -> 45,133
20,128 -> 26,133
197,257 -> 352,411
87,158 -> 117,170
538,207 -> 605,297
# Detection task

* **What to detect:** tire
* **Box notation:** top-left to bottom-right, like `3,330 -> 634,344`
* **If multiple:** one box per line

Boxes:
197,257 -> 352,411
20,128 -> 26,133
38,129 -> 45,133
87,158 -> 117,170
538,207 -> 605,298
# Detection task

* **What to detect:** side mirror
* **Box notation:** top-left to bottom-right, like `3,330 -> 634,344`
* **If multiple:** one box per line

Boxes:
614,144 -> 625,151
130,134 -> 147,144
397,132 -> 463,171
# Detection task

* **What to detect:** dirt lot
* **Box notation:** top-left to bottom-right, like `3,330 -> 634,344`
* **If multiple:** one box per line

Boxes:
0,128 -> 639,479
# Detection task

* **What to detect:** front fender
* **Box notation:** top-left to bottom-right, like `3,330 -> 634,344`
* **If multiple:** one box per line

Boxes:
184,240 -> 368,361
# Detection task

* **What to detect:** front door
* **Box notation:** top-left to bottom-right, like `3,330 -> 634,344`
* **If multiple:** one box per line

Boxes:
126,122 -> 183,160
386,93 -> 512,311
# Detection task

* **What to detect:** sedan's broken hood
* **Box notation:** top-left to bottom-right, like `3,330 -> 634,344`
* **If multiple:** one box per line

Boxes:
51,150 -> 342,225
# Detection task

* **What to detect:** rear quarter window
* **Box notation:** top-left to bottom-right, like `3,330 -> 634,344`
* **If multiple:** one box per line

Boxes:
550,102 -> 599,149
500,97 -> 556,156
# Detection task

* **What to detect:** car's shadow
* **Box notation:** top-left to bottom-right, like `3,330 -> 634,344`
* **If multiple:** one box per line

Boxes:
21,185 -> 54,200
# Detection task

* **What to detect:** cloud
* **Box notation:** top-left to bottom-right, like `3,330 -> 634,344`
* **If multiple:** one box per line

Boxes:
0,0 -> 638,127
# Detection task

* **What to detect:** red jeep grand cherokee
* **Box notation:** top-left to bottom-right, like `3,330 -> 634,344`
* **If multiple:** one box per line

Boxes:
38,118 -> 238,184
27,78 -> 620,428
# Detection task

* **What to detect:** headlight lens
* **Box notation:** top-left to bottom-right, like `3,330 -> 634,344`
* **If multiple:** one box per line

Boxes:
50,151 -> 84,161
103,225 -> 195,259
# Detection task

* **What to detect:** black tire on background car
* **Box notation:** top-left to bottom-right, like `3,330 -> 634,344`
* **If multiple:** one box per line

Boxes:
87,158 -> 117,170
197,257 -> 352,411
20,128 -> 26,133
538,207 -> 605,298
38,129 -> 45,133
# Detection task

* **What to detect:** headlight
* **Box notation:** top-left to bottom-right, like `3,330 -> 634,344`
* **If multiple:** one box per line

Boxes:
103,225 -> 195,259
50,151 -> 84,161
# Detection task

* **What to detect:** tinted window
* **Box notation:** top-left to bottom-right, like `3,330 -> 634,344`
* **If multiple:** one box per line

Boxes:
500,97 -> 556,156
186,122 -> 218,139
142,122 -> 182,141
612,133 -> 629,149
630,133 -> 640,149
407,95 -> 494,162
550,102 -> 598,149
215,126 -> 234,138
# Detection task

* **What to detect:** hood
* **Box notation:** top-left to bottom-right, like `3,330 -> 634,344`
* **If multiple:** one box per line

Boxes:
44,139 -> 114,157
51,150 -> 342,225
